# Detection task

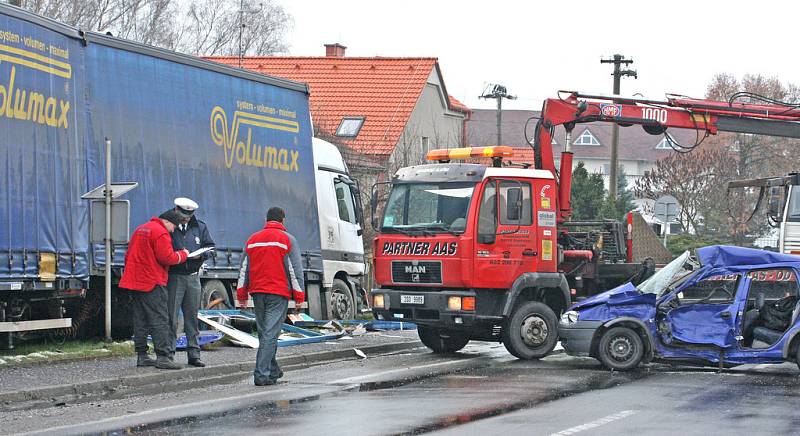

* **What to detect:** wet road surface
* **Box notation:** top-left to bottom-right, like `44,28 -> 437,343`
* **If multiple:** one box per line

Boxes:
9,343 -> 800,435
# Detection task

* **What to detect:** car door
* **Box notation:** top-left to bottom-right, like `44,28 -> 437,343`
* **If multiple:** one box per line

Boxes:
660,272 -> 741,348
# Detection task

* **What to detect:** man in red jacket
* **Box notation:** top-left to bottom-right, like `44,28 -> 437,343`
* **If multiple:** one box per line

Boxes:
237,207 -> 305,386
120,210 -> 189,370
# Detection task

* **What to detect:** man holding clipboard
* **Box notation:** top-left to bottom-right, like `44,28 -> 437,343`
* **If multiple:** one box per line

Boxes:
167,197 -> 215,367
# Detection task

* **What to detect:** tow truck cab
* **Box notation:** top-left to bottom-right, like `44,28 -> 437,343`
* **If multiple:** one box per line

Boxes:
371,147 -> 570,359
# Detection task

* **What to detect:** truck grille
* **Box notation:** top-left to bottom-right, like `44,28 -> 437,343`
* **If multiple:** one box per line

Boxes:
391,261 -> 442,284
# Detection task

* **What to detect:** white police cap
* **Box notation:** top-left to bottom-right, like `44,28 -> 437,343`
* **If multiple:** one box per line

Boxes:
174,197 -> 199,214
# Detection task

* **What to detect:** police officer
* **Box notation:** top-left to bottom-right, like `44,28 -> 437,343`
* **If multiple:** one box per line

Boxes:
167,197 -> 215,367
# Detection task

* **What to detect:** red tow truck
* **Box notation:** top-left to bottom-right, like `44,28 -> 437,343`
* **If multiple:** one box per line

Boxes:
370,91 -> 800,359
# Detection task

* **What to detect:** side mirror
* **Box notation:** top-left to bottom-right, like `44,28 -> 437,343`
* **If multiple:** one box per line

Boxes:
767,186 -> 782,217
370,188 -> 379,230
506,187 -> 522,221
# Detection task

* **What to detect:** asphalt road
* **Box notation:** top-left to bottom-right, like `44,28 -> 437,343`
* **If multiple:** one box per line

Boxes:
8,342 -> 800,436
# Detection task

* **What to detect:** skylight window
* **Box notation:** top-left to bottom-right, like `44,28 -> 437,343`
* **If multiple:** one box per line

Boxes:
336,117 -> 365,138
573,130 -> 600,146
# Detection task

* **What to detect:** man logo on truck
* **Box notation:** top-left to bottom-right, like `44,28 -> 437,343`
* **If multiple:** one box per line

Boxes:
210,105 -> 301,172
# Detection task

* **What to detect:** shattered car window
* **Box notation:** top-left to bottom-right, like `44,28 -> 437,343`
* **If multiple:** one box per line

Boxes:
638,251 -> 695,297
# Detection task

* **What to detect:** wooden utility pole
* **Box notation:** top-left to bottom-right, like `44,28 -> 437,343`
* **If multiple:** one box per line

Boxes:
479,84 -> 516,145
600,55 -> 636,199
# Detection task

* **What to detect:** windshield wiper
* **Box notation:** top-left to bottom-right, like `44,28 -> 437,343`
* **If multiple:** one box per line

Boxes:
384,227 -> 426,236
422,223 -> 462,236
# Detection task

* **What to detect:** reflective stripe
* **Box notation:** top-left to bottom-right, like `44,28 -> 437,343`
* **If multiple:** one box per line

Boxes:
247,241 -> 288,250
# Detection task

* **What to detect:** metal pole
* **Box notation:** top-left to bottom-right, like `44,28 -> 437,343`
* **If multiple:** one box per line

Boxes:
496,96 -> 502,145
609,56 -> 622,200
104,138 -> 112,341
663,223 -> 668,248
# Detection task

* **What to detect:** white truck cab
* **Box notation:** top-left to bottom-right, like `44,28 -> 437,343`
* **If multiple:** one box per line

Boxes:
310,138 -> 366,319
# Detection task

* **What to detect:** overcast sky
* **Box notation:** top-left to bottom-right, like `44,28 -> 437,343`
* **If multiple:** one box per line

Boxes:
276,0 -> 800,111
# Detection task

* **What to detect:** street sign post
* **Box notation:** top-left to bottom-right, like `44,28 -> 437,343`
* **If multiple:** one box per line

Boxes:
654,195 -> 679,247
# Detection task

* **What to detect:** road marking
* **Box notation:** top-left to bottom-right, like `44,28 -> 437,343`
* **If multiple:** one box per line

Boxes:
549,410 -> 638,435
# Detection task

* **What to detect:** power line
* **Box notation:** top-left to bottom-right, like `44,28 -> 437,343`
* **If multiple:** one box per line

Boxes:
600,54 -> 637,199
479,84 -> 516,145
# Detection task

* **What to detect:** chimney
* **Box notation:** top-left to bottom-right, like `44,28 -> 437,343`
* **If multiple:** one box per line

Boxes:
325,43 -> 347,57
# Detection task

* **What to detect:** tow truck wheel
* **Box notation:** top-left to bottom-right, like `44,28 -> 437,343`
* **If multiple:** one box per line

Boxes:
417,326 -> 470,353
598,327 -> 644,371
502,301 -> 558,360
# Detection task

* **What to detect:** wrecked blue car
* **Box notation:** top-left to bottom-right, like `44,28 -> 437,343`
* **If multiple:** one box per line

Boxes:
558,245 -> 800,371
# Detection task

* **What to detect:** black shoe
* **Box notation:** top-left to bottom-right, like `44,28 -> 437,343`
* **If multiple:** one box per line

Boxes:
269,370 -> 284,381
254,379 -> 277,386
155,357 -> 183,370
188,358 -> 206,368
137,354 -> 157,367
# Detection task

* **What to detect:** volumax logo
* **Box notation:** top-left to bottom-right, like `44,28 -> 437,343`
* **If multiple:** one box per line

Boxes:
600,104 -> 622,118
210,106 -> 301,172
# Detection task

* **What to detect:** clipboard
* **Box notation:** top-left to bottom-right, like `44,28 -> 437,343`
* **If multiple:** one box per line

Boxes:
188,246 -> 214,258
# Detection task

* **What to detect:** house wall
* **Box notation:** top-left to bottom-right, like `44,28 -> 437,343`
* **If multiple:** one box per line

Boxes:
388,70 -> 466,168
566,157 -> 657,190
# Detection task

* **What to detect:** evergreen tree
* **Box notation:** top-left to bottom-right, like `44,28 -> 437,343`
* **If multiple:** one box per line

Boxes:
570,162 -> 605,220
601,167 -> 637,221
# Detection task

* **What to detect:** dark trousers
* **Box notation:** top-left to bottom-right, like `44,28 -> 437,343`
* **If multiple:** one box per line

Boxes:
131,285 -> 172,357
252,293 -> 288,384
167,273 -> 202,360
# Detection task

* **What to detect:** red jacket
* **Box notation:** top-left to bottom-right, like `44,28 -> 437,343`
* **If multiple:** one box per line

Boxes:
237,221 -> 305,303
120,218 -> 187,292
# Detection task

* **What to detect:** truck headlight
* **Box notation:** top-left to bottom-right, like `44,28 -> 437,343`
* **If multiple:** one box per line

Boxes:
560,310 -> 579,325
373,294 -> 386,309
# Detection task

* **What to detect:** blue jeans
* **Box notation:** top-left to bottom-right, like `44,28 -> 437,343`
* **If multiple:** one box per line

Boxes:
252,293 -> 288,384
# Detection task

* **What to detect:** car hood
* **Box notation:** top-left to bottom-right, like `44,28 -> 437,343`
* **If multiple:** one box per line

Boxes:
570,282 -> 656,311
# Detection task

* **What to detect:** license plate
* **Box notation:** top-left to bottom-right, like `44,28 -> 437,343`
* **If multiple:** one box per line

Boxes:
401,294 -> 425,305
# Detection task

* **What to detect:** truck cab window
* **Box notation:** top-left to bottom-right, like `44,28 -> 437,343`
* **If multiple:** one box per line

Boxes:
335,179 -> 357,224
381,183 -> 474,233
499,181 -> 532,225
786,187 -> 800,221
477,182 -> 497,241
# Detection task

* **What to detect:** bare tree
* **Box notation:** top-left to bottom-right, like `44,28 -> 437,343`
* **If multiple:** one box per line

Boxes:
634,148 -> 738,237
174,0 -> 291,56
17,0 -> 291,56
705,74 -> 800,180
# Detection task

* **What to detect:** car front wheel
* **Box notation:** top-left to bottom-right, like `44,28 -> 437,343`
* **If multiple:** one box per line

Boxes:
597,326 -> 644,371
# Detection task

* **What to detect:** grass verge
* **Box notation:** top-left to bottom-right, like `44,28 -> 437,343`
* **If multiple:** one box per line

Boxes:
0,339 -> 134,367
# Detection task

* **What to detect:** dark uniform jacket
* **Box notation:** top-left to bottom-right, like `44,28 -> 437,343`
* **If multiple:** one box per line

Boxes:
170,216 -> 215,275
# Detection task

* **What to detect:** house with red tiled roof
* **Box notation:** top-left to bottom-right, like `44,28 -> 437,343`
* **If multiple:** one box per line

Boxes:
467,109 -> 699,189
206,44 -> 470,173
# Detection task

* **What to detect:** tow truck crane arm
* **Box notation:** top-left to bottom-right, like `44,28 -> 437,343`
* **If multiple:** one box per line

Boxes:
535,91 -> 800,223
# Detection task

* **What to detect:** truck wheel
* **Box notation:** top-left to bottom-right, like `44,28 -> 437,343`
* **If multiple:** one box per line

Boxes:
502,301 -> 557,360
201,280 -> 231,310
327,279 -> 355,320
598,327 -> 644,371
418,325 -> 470,353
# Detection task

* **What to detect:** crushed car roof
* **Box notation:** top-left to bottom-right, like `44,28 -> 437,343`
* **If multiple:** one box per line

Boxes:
696,245 -> 800,268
